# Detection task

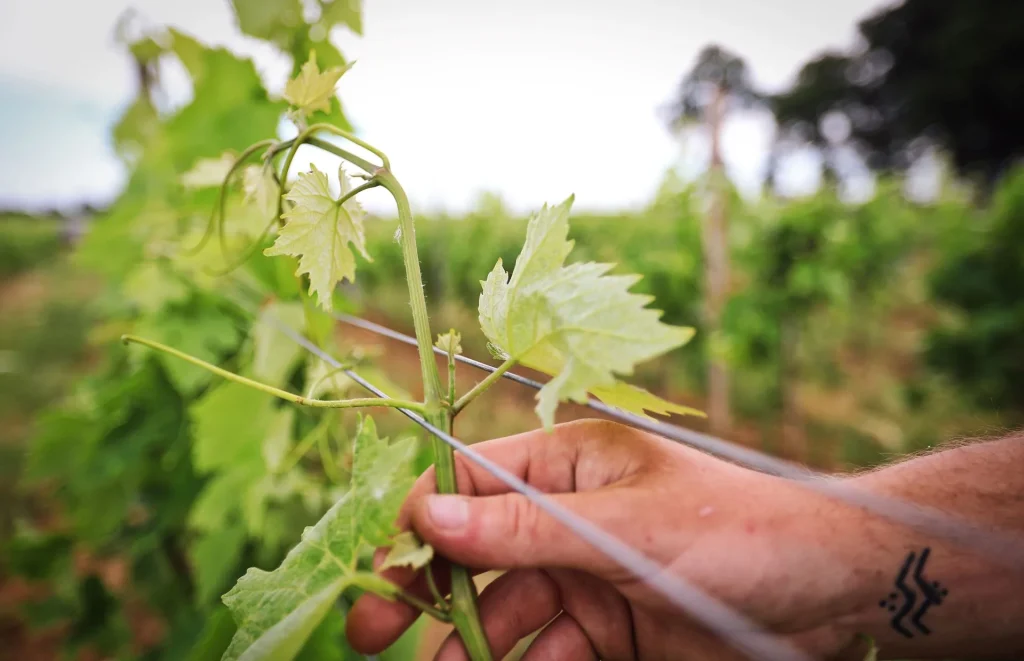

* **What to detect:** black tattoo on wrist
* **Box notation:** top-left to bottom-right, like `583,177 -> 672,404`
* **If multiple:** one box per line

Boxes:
878,547 -> 948,638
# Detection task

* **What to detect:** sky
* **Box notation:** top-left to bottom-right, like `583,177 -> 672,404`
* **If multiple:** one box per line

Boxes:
0,0 -> 893,214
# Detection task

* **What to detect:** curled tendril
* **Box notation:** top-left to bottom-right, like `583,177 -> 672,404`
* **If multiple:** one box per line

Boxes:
182,138 -> 277,257
199,213 -> 279,277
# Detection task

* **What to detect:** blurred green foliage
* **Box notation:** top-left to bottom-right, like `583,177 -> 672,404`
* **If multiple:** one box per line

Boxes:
359,170 -> 1020,460
928,167 -> 1024,411
0,3 -> 415,661
0,213 -> 65,278
2,0 -> 1023,657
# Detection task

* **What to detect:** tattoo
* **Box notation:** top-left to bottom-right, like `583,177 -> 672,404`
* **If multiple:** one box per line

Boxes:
878,547 -> 948,638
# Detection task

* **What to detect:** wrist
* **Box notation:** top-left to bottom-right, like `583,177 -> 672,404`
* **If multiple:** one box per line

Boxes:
818,474 -> 1022,659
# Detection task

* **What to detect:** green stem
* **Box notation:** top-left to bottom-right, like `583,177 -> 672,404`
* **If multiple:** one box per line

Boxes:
185,139 -> 277,257
376,170 -> 491,660
451,358 -> 516,415
306,137 -> 381,177
442,415 -> 491,661
202,213 -> 278,277
376,170 -> 444,401
304,364 -> 356,398
424,563 -> 447,609
307,123 -> 391,171
218,141 -> 276,259
337,179 -> 381,206
121,335 -> 425,412
447,356 -> 457,406
393,591 -> 451,623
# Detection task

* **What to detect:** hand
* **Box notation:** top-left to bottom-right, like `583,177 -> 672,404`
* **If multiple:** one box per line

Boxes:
347,420 -> 874,660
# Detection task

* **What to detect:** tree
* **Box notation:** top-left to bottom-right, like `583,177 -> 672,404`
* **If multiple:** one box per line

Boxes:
666,45 -> 760,435
773,0 -> 1024,185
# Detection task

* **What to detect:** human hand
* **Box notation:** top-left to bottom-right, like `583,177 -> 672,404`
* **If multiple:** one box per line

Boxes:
347,420 -> 876,660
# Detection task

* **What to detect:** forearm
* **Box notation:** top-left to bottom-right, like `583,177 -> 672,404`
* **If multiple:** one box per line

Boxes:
831,434 -> 1024,658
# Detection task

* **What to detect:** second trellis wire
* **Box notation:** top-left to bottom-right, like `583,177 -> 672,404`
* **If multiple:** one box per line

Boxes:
328,311 -> 1024,569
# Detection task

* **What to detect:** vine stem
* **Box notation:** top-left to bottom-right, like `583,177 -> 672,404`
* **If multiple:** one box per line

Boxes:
120,335 -> 425,412
452,358 -> 516,414
185,139 -> 277,257
394,591 -> 451,623
374,170 -> 492,661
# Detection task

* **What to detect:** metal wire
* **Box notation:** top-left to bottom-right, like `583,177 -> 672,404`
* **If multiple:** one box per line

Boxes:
222,278 -> 1024,570
332,312 -> 810,477
262,313 -> 814,661
326,311 -> 1024,570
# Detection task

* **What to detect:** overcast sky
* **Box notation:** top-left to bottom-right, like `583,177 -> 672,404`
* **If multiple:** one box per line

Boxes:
0,0 -> 892,213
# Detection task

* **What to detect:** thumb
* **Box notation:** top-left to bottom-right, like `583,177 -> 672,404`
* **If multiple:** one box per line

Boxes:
409,491 -> 627,575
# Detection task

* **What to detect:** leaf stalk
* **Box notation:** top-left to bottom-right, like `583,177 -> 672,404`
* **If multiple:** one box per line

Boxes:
120,334 -> 425,412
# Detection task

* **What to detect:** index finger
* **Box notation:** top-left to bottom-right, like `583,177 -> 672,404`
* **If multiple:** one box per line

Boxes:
398,419 -> 653,526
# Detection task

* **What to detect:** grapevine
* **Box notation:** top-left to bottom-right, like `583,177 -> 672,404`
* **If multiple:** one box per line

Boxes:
116,44 -> 698,659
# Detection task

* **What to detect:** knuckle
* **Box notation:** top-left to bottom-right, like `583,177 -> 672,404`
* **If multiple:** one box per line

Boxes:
504,494 -> 541,544
560,418 -> 623,448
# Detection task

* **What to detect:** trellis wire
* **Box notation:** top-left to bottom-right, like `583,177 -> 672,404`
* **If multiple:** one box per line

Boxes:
333,312 -> 808,477
222,271 -> 1024,570
327,311 -> 1024,569
263,313 -> 813,661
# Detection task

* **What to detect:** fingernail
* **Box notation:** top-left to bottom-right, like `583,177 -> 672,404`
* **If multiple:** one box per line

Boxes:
427,495 -> 469,529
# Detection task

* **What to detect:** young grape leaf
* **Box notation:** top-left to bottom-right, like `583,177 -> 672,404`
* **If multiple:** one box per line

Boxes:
478,196 -> 696,427
251,302 -> 305,384
231,0 -> 303,46
133,306 -> 241,395
190,464 -> 264,532
305,357 -> 353,399
318,0 -> 363,36
380,532 -> 433,571
122,262 -> 189,315
262,408 -> 295,475
435,330 -> 462,356
264,164 -> 369,311
182,152 -> 237,189
221,416 -> 416,661
191,382 -> 275,474
590,382 -> 705,420
192,525 -> 248,606
243,164 -> 279,222
284,51 -> 354,118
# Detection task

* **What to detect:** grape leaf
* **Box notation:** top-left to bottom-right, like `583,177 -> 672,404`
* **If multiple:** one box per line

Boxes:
252,302 -> 305,384
380,532 -> 433,571
305,357 -> 353,399
221,416 -> 416,661
262,408 -> 295,474
182,152 -> 236,189
284,51 -> 354,118
318,0 -> 362,36
133,306 -> 240,394
590,382 -> 705,420
435,330 -> 462,356
190,464 -> 264,532
191,382 -> 274,473
231,0 -> 304,46
294,609 -> 350,661
192,525 -> 248,606
243,165 -> 279,222
122,262 -> 189,314
264,165 -> 369,311
478,196 -> 696,427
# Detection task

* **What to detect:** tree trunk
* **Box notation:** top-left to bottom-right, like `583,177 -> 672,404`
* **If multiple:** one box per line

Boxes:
704,84 -> 732,435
